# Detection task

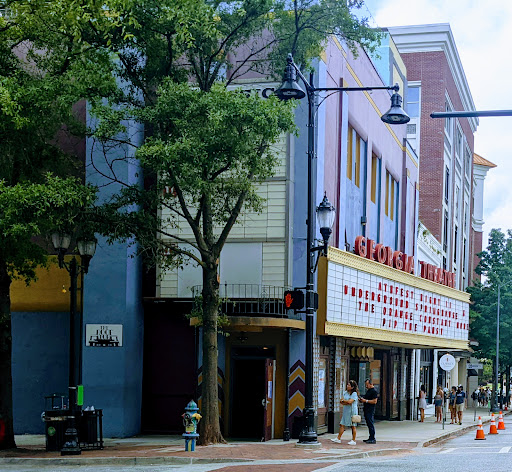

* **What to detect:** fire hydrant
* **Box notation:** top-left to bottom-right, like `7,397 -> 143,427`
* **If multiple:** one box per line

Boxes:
182,400 -> 201,451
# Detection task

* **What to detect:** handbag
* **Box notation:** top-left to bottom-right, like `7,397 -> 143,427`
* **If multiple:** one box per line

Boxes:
351,414 -> 362,423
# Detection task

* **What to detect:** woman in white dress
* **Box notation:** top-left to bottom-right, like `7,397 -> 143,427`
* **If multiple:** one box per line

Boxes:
418,384 -> 427,422
331,379 -> 359,445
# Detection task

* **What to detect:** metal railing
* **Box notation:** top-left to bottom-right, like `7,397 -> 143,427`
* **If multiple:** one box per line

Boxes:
191,284 -> 295,318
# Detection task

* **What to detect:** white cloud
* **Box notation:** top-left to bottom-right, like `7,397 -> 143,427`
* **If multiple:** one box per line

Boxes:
363,0 -> 512,249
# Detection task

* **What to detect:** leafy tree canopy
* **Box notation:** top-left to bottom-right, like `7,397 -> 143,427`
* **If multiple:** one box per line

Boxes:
469,228 -> 512,369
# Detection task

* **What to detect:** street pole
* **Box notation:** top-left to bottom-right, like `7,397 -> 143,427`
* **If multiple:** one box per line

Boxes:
61,257 -> 81,455
493,285 -> 501,413
300,73 -> 318,445
274,54 -> 409,445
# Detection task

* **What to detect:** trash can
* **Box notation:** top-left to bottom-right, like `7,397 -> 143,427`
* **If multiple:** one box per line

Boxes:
78,409 -> 104,450
44,410 -> 69,452
43,394 -> 70,452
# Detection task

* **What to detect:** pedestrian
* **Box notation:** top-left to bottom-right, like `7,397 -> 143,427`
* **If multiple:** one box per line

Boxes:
418,384 -> 427,422
434,386 -> 444,422
455,385 -> 465,425
449,386 -> 457,424
331,379 -> 359,445
359,379 -> 378,444
472,388 -> 478,408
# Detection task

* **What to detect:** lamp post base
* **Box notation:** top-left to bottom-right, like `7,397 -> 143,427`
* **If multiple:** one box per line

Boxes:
297,408 -> 319,445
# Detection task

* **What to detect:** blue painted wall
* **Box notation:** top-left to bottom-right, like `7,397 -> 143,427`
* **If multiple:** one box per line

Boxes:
82,114 -> 144,437
11,312 -> 69,433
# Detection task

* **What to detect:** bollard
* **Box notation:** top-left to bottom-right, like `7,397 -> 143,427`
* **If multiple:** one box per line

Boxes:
182,400 -> 202,452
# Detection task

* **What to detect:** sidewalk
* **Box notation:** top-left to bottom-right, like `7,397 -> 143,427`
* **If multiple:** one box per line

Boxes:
0,407 -> 506,467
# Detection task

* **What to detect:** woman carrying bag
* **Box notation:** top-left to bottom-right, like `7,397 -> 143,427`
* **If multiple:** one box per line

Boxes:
331,379 -> 360,445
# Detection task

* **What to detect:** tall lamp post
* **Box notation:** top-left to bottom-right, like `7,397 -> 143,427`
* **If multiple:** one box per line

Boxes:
491,282 -> 512,413
275,54 -> 409,444
52,232 -> 97,455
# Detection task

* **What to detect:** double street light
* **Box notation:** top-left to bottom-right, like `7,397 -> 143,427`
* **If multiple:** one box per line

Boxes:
275,54 -> 409,444
51,232 -> 97,455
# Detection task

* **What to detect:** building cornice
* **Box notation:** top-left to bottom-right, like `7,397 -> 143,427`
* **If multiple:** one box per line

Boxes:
386,24 -> 478,133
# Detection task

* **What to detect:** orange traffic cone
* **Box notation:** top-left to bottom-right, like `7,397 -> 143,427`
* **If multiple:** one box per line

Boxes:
498,411 -> 506,430
475,416 -> 486,440
489,413 -> 499,434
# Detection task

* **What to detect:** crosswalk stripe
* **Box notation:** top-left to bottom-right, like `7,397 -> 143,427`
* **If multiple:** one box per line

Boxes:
499,446 -> 511,454
440,448 -> 456,454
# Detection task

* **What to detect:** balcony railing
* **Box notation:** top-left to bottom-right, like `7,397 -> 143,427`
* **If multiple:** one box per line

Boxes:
191,284 -> 296,319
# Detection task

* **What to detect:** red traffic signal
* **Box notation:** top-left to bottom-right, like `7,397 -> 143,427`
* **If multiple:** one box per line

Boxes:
284,290 -> 304,310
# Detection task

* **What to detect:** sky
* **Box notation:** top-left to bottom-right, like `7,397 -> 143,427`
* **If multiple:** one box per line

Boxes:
361,0 -> 512,249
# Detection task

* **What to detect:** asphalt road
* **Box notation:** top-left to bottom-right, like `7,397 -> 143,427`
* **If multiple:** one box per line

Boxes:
3,418 -> 512,472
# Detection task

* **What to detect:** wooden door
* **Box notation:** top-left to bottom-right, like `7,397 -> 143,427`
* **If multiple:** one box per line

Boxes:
263,359 -> 274,441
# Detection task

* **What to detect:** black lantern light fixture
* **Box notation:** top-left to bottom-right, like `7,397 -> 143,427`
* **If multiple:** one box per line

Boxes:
275,54 -> 409,445
316,194 -> 336,254
51,231 -> 97,455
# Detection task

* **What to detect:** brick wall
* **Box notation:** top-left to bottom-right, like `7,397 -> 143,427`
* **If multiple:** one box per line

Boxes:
400,51 -> 475,244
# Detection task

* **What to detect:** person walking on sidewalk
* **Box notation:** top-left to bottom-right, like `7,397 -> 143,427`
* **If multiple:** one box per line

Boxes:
434,386 -> 444,422
359,379 -> 378,444
449,386 -> 457,424
455,385 -> 465,425
331,380 -> 359,445
418,385 -> 427,422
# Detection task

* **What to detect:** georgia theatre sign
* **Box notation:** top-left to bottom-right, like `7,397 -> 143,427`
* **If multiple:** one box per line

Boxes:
317,238 -> 470,349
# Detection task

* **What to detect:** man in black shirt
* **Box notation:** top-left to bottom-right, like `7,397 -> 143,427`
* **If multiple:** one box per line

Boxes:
359,379 -> 378,444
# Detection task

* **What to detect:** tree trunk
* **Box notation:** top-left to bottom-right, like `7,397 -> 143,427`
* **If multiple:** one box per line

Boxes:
0,259 -> 15,449
197,260 -> 225,445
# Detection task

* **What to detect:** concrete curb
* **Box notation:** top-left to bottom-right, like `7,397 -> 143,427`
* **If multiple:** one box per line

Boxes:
0,447 -> 413,467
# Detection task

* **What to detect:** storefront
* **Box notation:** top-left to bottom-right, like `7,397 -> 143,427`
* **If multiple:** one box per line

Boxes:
316,241 -> 470,423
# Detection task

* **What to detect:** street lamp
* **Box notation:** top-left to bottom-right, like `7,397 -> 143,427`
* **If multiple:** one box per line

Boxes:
275,54 -> 409,444
491,282 -> 512,413
52,231 -> 96,455
317,193 -> 336,255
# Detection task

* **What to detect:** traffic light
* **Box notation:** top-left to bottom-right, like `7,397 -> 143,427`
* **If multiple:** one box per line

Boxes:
284,290 -> 305,310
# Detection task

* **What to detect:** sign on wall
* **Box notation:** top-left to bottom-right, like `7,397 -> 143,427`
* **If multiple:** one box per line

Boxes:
325,261 -> 469,343
439,354 -> 456,371
85,324 -> 123,347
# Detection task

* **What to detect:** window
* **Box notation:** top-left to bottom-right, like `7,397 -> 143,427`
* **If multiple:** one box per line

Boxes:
371,153 -> 378,203
455,186 -> 460,216
355,136 -> 361,187
464,147 -> 471,177
347,126 -> 353,180
455,129 -> 462,158
385,170 -> 398,221
443,210 -> 449,252
444,167 -> 450,203
463,238 -> 467,274
444,101 -> 452,135
406,86 -> 420,118
347,126 -> 364,187
454,226 -> 458,263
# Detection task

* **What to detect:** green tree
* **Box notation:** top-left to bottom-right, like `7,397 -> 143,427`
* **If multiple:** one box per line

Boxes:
468,228 -> 512,395
0,6 -> 109,449
0,176 -> 97,449
2,0 -> 381,445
